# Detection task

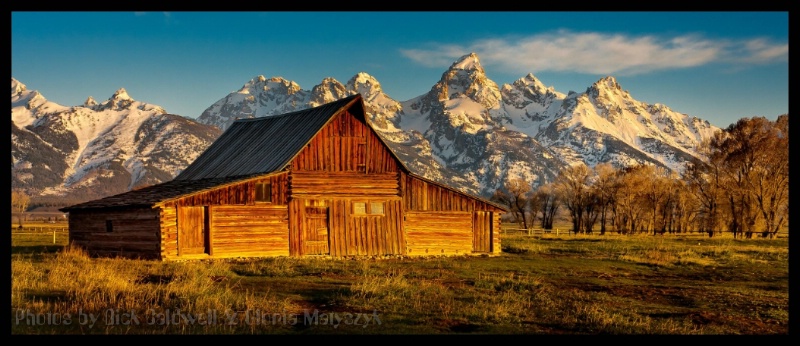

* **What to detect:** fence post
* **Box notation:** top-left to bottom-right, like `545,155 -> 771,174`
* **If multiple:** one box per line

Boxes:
53,229 -> 56,244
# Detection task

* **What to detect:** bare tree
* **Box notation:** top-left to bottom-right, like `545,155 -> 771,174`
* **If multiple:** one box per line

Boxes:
640,165 -> 672,235
684,153 -> 723,238
688,116 -> 788,238
614,165 -> 650,234
492,178 -> 534,230
752,115 -> 789,238
11,189 -> 30,229
554,163 -> 592,234
534,183 -> 559,230
592,163 -> 618,235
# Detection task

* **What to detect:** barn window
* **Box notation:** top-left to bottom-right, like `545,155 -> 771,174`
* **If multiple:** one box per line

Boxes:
255,182 -> 272,202
106,220 -> 113,232
353,202 -> 366,215
353,201 -> 384,215
369,202 -> 384,215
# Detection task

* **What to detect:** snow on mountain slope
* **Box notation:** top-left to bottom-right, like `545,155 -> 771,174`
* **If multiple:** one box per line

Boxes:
11,78 -> 221,201
13,51 -> 724,202
535,76 -> 718,171
195,53 -> 722,198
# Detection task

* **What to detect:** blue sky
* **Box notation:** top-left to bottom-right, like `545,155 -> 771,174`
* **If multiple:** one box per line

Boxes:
11,11 -> 788,128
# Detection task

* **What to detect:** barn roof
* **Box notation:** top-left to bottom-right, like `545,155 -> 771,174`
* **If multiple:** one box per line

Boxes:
61,93 -> 506,212
60,176 -> 250,211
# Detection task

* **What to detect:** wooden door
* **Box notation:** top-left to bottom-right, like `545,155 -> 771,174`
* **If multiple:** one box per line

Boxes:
178,206 -> 208,255
473,211 -> 493,253
303,206 -> 329,255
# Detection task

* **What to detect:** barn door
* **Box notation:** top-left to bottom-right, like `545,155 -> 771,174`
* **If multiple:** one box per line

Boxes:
178,206 -> 209,255
303,206 -> 330,255
473,211 -> 493,253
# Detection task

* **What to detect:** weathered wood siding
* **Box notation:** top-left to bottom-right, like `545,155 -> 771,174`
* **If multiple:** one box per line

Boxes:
290,172 -> 399,198
336,199 -> 404,257
160,205 -> 178,259
472,211 -> 492,253
209,205 -> 289,258
68,208 -> 161,259
400,172 -> 504,255
160,174 -> 290,260
291,110 -> 399,174
401,172 -> 502,212
162,204 -> 290,260
167,173 -> 288,207
405,211 -> 473,255
492,212 -> 502,254
286,109 -> 405,257
288,198 -> 404,257
177,206 -> 207,255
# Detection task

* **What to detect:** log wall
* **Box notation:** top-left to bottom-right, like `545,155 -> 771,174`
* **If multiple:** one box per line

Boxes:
290,171 -> 399,198
68,208 -> 161,259
209,205 -> 289,257
405,211 -> 473,255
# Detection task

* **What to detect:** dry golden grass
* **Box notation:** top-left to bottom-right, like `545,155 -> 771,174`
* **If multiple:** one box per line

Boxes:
11,231 -> 788,335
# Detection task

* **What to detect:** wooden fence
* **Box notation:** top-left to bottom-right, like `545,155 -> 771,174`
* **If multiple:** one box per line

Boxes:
501,227 -> 788,238
11,227 -> 69,244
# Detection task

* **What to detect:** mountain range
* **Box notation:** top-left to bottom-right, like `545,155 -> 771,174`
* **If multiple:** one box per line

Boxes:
11,52 -> 720,203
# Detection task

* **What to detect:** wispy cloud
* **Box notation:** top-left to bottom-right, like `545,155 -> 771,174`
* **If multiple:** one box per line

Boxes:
400,30 -> 787,76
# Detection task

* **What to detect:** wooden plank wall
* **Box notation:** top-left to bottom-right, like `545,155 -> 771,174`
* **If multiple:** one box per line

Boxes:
286,110 -> 406,257
290,110 -> 399,174
492,213 -> 502,254
334,199 -> 404,257
289,198 -> 404,257
209,205 -> 289,257
169,173 -> 288,207
401,172 -> 502,212
290,172 -> 399,198
401,173 -> 504,255
160,174 -> 290,260
160,205 -> 178,259
288,198 -> 303,256
472,211 -> 491,253
405,211 -> 472,255
68,208 -> 161,259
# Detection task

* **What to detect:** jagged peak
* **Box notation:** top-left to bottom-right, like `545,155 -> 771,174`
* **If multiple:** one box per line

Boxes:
593,76 -> 621,91
347,72 -> 382,95
242,76 -> 301,94
349,72 -> 380,86
319,76 -> 343,85
11,77 -> 26,95
450,52 -> 483,71
84,96 -> 97,107
515,73 -> 546,88
110,88 -> 132,101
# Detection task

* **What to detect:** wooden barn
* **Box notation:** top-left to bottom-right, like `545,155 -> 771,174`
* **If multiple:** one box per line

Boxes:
60,94 -> 506,260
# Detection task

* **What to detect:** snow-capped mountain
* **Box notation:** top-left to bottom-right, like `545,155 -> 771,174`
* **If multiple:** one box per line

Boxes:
11,78 -> 221,202
11,52 -> 721,203
195,53 -> 719,197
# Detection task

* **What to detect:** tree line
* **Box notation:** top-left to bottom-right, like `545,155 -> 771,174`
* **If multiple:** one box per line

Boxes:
492,115 -> 788,238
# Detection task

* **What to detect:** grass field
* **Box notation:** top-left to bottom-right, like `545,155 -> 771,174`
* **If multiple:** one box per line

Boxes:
10,228 -> 789,334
